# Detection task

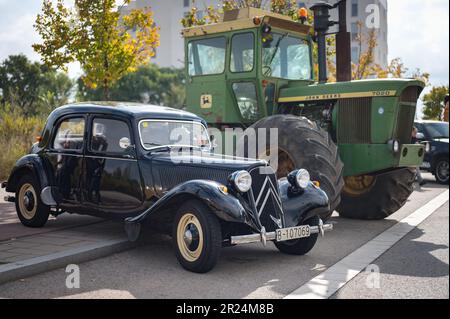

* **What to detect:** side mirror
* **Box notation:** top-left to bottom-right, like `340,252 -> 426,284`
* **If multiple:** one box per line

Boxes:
416,132 -> 425,140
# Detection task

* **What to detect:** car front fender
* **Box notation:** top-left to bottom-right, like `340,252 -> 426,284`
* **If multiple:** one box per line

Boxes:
124,180 -> 247,241
279,179 -> 330,228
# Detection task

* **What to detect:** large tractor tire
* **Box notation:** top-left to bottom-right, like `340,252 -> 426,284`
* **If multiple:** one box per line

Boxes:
237,115 -> 344,220
337,168 -> 416,220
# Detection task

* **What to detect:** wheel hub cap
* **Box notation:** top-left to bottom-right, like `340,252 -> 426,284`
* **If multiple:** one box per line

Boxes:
177,213 -> 203,262
18,183 -> 37,220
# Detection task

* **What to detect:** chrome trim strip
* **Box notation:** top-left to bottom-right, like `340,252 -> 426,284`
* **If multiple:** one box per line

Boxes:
84,155 -> 137,162
47,152 -> 84,158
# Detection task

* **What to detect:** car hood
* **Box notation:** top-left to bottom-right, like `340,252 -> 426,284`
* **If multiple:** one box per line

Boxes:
147,152 -> 267,193
434,138 -> 449,144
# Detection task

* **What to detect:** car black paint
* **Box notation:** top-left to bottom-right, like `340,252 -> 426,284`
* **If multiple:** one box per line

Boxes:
415,121 -> 449,184
4,102 -> 331,272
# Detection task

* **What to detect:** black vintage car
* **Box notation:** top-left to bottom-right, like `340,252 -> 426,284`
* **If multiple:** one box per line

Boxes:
2,102 -> 332,273
415,120 -> 449,184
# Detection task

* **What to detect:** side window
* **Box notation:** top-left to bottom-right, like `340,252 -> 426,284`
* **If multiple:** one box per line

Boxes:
232,82 -> 259,121
188,37 -> 226,76
231,33 -> 254,72
53,117 -> 85,151
90,118 -> 131,155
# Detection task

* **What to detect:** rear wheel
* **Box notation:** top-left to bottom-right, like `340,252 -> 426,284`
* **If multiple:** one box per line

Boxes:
15,175 -> 50,228
274,216 -> 320,255
237,115 -> 344,220
337,168 -> 415,220
172,200 -> 222,273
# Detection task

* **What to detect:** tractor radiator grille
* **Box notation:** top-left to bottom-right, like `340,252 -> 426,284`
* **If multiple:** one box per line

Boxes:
395,87 -> 419,144
400,86 -> 419,103
337,98 -> 372,144
395,104 -> 416,144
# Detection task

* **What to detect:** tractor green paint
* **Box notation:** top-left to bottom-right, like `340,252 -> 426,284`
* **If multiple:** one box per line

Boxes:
183,8 -> 425,178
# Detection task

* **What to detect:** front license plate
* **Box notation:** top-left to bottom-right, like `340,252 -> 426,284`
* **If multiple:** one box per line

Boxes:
276,225 -> 311,242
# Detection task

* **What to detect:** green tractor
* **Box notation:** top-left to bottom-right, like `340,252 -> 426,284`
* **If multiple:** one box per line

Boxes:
182,4 -> 425,220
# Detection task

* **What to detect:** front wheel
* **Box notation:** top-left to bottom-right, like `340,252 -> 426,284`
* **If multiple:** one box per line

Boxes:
15,175 -> 50,228
274,216 -> 320,255
172,200 -> 222,273
434,158 -> 449,184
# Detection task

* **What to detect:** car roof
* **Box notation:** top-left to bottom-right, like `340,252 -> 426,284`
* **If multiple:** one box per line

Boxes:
51,102 -> 205,124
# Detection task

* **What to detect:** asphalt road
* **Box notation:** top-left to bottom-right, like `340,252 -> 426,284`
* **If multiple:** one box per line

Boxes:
0,173 -> 448,299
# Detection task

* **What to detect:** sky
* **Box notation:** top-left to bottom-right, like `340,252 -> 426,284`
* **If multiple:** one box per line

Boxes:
0,0 -> 448,105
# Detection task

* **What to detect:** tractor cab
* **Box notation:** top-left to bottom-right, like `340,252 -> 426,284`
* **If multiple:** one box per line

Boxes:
182,7 -> 313,127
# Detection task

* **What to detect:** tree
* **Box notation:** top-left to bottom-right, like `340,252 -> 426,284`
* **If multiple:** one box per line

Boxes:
422,85 -> 449,120
33,0 -> 160,100
78,64 -> 186,108
0,54 -> 73,116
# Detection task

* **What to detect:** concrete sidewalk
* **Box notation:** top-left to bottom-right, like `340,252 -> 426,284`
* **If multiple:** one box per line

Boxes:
0,188 -> 134,284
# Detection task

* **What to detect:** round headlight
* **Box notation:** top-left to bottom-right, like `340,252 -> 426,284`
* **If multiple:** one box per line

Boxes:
393,140 -> 400,153
296,169 -> 310,189
233,171 -> 252,193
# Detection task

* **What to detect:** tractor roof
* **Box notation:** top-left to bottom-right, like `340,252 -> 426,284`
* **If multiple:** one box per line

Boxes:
182,7 -> 311,38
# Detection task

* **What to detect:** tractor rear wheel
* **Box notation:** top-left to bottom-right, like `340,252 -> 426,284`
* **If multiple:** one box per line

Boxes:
237,115 -> 344,220
337,168 -> 416,220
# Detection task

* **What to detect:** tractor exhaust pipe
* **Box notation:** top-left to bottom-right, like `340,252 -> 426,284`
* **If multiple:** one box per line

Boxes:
336,0 -> 352,82
311,0 -> 352,83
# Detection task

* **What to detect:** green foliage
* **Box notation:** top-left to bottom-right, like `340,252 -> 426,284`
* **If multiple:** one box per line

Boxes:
77,64 -> 186,108
422,85 -> 449,120
0,54 -> 73,116
33,0 -> 160,100
0,106 -> 46,180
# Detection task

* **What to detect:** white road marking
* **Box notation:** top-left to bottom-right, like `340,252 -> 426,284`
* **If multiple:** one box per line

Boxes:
285,190 -> 449,299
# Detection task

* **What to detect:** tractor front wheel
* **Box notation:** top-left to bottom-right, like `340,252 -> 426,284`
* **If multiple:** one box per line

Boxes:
337,168 -> 416,220
237,115 -> 344,220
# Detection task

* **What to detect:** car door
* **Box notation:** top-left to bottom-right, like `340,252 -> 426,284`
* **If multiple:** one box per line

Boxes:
44,115 -> 86,211
227,31 -> 265,123
83,115 -> 144,216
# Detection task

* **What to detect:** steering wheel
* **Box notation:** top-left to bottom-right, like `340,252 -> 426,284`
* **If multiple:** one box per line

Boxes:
262,65 -> 272,77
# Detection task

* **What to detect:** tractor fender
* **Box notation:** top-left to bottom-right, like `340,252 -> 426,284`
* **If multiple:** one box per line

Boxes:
278,179 -> 330,228
5,154 -> 51,194
124,180 -> 247,241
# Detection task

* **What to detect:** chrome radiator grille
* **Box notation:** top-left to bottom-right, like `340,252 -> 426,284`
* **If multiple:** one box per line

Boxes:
249,167 -> 284,232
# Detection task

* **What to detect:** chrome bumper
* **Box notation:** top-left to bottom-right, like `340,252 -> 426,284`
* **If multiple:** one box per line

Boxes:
230,221 -> 333,246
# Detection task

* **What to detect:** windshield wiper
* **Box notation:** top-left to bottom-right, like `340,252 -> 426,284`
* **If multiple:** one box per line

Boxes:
266,33 -> 289,68
147,145 -> 207,154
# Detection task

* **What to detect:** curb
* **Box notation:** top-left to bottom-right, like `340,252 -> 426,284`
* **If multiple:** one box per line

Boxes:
0,238 -> 135,285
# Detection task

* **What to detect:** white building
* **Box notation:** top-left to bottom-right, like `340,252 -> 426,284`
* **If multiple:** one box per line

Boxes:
121,0 -> 388,69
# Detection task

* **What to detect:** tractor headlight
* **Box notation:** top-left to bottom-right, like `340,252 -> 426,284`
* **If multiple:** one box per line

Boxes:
288,169 -> 310,189
231,171 -> 252,193
388,139 -> 400,153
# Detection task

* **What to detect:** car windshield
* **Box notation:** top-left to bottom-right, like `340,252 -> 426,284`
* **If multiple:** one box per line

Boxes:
262,33 -> 312,80
139,120 -> 211,150
425,122 -> 449,139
